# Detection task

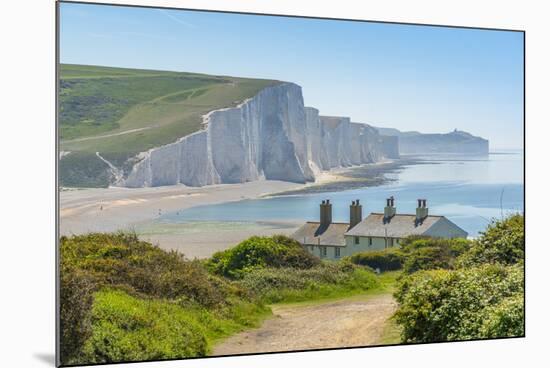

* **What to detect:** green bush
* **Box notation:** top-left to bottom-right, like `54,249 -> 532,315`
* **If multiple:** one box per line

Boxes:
401,237 -> 471,274
479,293 -> 524,338
80,289 -> 208,364
457,214 -> 524,267
400,236 -> 471,257
77,290 -> 271,365
238,261 -> 380,303
348,248 -> 404,272
394,264 -> 524,343
59,264 -> 95,365
61,232 -> 229,307
402,246 -> 448,274
348,237 -> 471,275
58,232 -> 388,363
207,235 -> 319,278
59,232 -> 277,364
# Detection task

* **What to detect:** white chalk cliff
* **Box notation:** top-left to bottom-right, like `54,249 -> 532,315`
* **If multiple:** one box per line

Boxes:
120,82 -> 398,188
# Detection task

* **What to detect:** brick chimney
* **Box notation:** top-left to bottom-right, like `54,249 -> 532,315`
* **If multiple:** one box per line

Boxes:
320,199 -> 332,227
416,199 -> 428,222
349,199 -> 362,228
384,196 -> 396,220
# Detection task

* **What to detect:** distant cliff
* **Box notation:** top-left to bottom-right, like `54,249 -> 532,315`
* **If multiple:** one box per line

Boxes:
121,83 -> 397,187
375,127 -> 489,155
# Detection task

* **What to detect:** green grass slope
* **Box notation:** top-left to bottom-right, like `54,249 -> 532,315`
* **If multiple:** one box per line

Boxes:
59,233 -> 385,365
59,64 -> 278,187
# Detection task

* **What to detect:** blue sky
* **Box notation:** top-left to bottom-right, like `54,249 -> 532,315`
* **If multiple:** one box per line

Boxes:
60,2 -> 524,149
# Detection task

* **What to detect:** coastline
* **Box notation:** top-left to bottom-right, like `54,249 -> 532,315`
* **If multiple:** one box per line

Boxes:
60,159 -> 409,258
270,157 -> 422,196
60,179 -> 304,234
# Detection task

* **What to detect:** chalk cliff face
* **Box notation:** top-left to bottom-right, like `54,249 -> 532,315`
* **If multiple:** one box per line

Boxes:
121,83 -> 397,188
304,111 -> 391,170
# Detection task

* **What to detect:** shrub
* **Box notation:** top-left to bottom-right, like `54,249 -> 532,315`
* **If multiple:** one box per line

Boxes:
348,248 -> 404,272
400,236 -> 471,257
394,264 -> 524,343
348,237 -> 471,275
59,233 -> 274,364
61,232 -> 229,308
457,214 -> 524,267
207,235 -> 319,278
59,264 -> 95,365
479,293 -> 524,338
80,290 -> 208,364
238,261 -> 380,303
402,246 -> 451,274
400,237 -> 471,274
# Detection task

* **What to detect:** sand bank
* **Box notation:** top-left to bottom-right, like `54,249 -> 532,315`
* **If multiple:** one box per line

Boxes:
60,180 -> 308,258
60,180 -> 302,234
60,160 -> 400,258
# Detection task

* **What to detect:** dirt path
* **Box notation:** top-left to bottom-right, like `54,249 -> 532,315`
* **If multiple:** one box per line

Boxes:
61,126 -> 155,144
212,293 -> 397,356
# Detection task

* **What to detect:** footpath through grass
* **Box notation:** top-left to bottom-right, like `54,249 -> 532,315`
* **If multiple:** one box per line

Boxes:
60,233 -> 390,365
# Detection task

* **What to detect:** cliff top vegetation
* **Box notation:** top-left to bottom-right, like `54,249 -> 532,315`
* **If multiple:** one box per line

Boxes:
59,64 -> 278,187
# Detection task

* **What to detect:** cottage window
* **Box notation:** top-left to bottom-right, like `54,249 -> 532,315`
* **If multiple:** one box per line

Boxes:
320,246 -> 327,258
354,236 -> 360,245
335,247 -> 341,258
368,237 -> 373,246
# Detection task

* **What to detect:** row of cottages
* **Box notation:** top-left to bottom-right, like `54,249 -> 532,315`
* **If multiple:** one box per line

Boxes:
291,197 -> 468,260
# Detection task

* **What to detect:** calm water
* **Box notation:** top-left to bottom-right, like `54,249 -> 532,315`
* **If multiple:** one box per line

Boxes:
159,150 -> 524,237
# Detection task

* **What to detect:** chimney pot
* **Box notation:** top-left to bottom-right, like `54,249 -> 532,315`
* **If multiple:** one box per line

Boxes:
320,199 -> 332,226
350,199 -> 362,228
384,197 -> 396,219
416,199 -> 428,221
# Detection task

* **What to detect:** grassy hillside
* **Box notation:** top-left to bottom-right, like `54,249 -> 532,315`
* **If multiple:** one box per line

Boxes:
60,233 -> 383,365
59,217 -> 524,365
59,64 -> 278,187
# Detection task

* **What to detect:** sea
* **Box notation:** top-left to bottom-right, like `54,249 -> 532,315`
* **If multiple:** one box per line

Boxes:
156,150 -> 524,238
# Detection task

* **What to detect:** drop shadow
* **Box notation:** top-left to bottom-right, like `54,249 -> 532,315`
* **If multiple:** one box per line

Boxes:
34,353 -> 56,366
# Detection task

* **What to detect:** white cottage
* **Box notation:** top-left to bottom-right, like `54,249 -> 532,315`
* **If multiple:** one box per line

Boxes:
291,197 -> 468,260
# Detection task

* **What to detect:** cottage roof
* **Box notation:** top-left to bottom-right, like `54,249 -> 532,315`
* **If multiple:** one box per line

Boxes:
344,213 -> 443,238
291,222 -> 349,247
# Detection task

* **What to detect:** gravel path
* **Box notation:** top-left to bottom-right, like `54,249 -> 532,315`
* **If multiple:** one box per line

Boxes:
212,293 -> 397,356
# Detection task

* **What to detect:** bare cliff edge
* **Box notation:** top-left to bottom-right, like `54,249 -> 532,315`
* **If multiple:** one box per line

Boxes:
120,82 -> 398,188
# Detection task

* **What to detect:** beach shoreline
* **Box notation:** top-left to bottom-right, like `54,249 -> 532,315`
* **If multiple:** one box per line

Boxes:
60,159 -> 407,258
270,158 -> 422,196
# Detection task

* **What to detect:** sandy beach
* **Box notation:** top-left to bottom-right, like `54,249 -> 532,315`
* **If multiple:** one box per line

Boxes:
60,161 -> 398,258
60,180 -> 307,256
